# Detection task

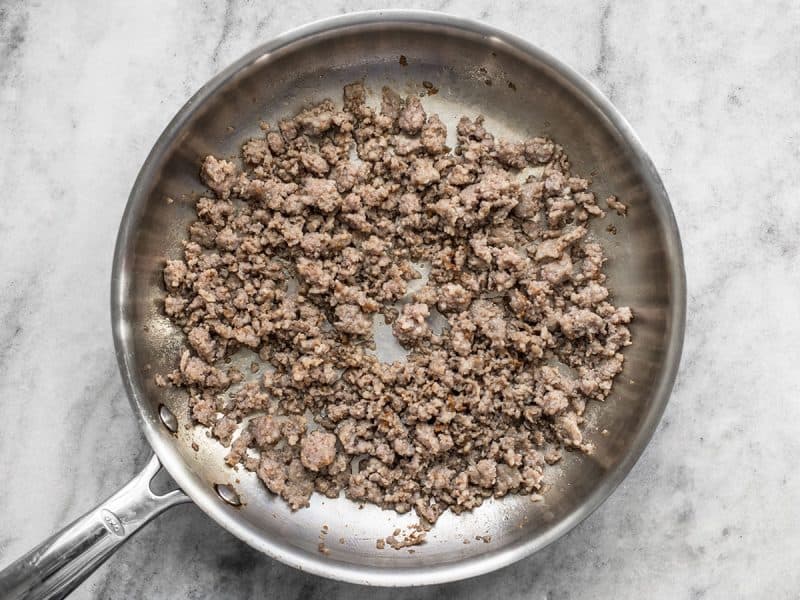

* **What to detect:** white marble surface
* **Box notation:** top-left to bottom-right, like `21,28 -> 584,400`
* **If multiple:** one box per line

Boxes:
1,1 -> 799,598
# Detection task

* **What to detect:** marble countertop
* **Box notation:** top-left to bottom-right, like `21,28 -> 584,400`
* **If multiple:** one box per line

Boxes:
1,1 -> 798,598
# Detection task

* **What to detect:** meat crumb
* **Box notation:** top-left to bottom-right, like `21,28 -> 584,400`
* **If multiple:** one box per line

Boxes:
383,523 -> 428,550
605,195 -> 628,216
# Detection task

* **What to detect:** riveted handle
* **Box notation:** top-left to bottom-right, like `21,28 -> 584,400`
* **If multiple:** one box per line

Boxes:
0,455 -> 189,599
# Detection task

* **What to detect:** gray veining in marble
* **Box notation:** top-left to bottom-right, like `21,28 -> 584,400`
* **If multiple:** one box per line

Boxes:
1,1 -> 799,598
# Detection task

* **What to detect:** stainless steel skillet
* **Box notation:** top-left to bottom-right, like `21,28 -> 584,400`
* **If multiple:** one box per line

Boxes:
0,10 -> 685,598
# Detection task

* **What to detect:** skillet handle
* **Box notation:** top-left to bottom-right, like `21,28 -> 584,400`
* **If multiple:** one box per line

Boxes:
0,454 -> 189,600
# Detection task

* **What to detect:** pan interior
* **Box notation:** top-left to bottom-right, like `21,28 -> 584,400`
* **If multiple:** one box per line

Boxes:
113,14 -> 683,585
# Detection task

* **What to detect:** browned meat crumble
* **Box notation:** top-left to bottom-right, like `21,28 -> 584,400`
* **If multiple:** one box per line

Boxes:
376,523 -> 428,550
160,81 -> 633,537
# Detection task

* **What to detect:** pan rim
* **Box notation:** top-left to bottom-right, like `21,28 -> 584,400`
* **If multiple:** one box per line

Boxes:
111,9 -> 686,587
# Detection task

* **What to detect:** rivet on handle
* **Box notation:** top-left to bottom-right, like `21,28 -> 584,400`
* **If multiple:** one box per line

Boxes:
215,484 -> 242,506
158,404 -> 179,433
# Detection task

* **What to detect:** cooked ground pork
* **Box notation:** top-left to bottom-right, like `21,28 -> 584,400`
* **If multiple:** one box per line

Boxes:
301,430 -> 338,471
605,194 -> 628,216
161,82 -> 632,532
